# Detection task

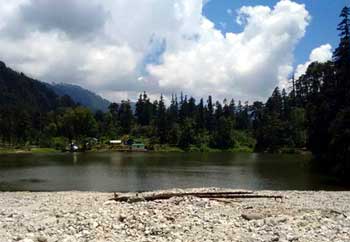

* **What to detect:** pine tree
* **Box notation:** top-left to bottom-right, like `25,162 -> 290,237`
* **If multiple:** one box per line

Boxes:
118,100 -> 134,134
156,95 -> 167,144
179,93 -> 188,123
196,98 -> 205,130
214,101 -> 223,121
334,6 -> 350,67
266,87 -> 283,116
206,96 -> 215,132
135,93 -> 144,125
188,97 -> 197,118
237,100 -> 249,129
229,99 -> 236,121
302,6 -> 350,179
323,5 -> 350,178
223,98 -> 231,118
135,91 -> 154,126
281,88 -> 290,120
168,94 -> 179,124
334,6 -> 350,105
251,101 -> 264,134
108,103 -> 120,129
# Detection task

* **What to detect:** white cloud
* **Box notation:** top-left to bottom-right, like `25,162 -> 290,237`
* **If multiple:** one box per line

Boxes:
80,45 -> 140,88
148,0 -> 310,101
295,44 -> 332,79
0,0 -> 310,102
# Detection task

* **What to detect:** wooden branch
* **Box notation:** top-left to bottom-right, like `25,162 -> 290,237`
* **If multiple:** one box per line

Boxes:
112,191 -> 283,203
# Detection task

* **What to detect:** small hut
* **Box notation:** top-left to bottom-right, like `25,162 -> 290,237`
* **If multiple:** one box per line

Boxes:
131,142 -> 146,151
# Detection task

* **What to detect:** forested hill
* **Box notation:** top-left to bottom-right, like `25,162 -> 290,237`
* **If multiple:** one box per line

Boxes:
0,61 -> 110,112
0,61 -> 72,112
49,83 -> 111,112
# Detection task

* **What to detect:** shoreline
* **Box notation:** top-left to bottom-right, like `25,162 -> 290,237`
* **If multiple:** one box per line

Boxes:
0,147 -> 310,155
0,188 -> 349,242
0,149 -> 255,155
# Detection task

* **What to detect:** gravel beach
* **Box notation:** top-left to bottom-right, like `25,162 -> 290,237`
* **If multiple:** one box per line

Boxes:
0,188 -> 349,242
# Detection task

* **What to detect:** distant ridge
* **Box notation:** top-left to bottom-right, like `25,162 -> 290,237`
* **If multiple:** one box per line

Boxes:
49,83 -> 111,112
0,60 -> 131,113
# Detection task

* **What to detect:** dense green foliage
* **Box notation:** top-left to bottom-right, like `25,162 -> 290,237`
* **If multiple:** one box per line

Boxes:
0,64 -> 256,151
96,92 -> 255,151
0,61 -> 76,145
254,6 -> 350,180
308,6 -> 350,179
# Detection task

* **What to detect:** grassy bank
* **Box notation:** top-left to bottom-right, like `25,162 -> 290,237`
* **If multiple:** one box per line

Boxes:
152,144 -> 254,153
0,147 -> 59,154
0,146 -> 310,155
0,146 -> 254,154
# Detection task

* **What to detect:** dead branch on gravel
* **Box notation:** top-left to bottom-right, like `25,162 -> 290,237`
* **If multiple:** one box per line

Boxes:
111,191 -> 283,203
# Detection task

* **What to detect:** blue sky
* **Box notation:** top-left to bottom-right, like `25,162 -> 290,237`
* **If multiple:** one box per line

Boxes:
203,0 -> 346,66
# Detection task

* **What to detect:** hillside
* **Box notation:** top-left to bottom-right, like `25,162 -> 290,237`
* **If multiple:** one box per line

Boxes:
0,61 -> 62,112
50,83 -> 111,112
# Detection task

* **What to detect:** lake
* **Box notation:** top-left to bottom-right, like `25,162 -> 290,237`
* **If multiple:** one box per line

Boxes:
0,152 -> 344,192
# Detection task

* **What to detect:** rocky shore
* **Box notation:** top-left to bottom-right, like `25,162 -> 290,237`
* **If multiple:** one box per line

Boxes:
0,189 -> 349,242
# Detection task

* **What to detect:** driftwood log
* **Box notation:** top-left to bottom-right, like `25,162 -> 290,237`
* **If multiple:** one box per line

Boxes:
112,191 -> 283,203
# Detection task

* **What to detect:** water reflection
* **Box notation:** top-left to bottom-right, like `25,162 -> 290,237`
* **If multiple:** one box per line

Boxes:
0,152 -> 345,191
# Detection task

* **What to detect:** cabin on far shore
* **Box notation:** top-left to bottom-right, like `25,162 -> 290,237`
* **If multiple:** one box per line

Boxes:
131,142 -> 146,151
109,139 -> 146,152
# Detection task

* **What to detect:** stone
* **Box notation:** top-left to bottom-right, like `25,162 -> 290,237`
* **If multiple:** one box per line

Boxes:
103,200 -> 116,206
276,217 -> 288,223
286,234 -> 299,241
242,213 -> 264,221
271,235 -> 280,241
13,235 -> 24,241
118,214 -> 127,222
20,239 -> 34,242
36,236 -> 48,242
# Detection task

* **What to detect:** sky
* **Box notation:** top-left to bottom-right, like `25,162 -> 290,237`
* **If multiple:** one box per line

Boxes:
204,0 -> 345,66
0,0 -> 346,103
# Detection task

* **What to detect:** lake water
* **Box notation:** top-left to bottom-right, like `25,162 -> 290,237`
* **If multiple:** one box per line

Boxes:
0,152 -> 344,192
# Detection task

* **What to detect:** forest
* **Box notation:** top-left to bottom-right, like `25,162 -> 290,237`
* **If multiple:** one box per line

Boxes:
0,7 -> 349,180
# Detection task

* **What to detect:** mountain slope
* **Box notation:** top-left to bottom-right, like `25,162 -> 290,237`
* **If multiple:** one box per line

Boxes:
0,61 -> 61,112
50,83 -> 111,112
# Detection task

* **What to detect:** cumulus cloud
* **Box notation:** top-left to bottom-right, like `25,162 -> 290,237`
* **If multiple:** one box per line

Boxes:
295,44 -> 333,79
0,0 -> 310,102
148,0 -> 310,101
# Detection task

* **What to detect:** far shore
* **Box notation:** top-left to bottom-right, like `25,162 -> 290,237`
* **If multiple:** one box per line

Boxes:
0,147 -> 254,154
0,146 -> 311,155
0,188 -> 349,242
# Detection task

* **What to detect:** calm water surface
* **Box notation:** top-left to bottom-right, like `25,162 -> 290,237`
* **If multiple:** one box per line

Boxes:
0,152 -> 344,191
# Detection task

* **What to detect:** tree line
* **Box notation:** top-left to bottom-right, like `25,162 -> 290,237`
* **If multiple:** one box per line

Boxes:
253,6 -> 350,180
